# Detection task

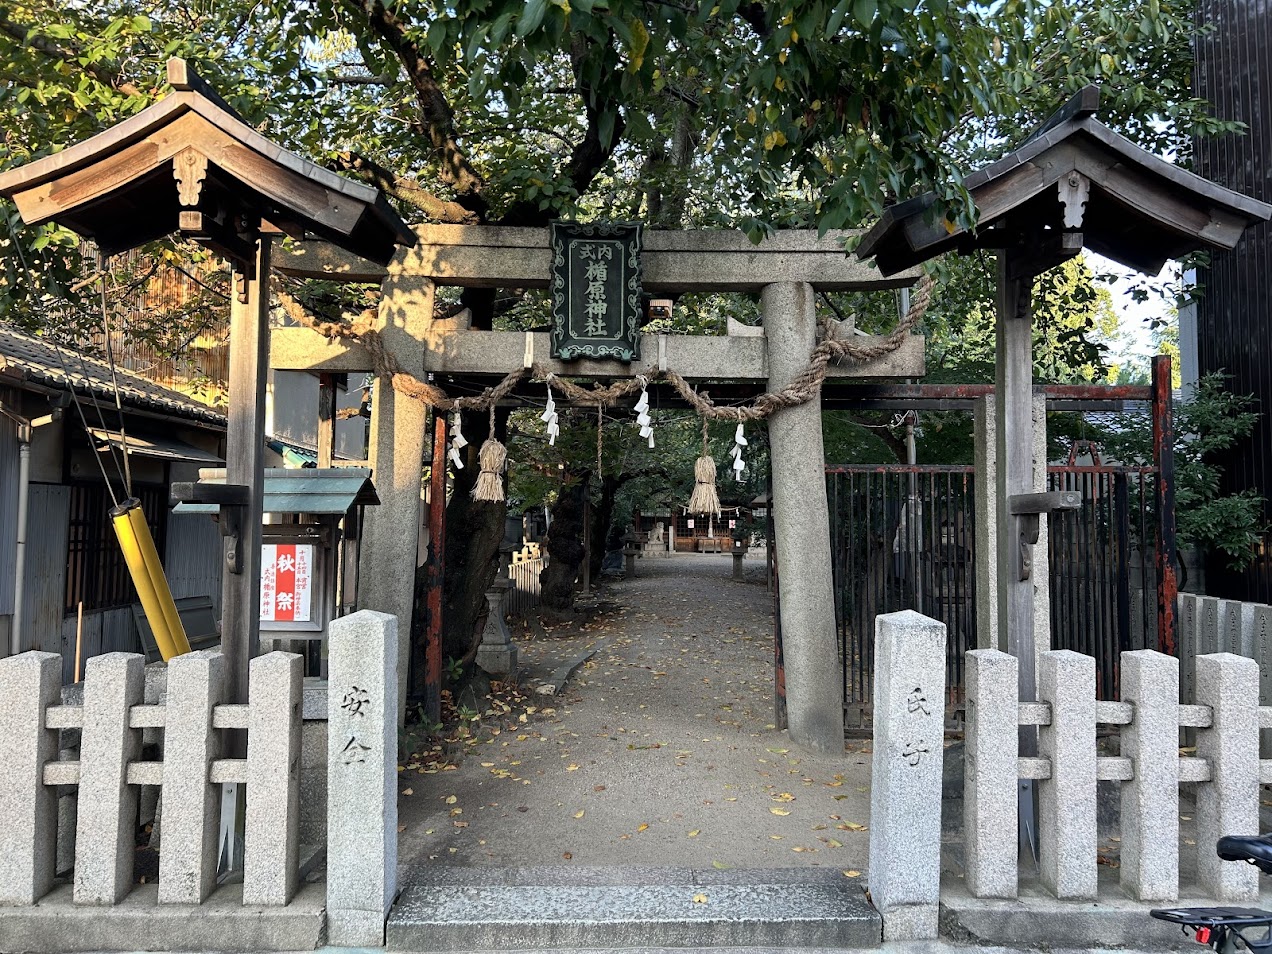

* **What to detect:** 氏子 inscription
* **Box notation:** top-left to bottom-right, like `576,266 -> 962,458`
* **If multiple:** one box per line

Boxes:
901,739 -> 931,767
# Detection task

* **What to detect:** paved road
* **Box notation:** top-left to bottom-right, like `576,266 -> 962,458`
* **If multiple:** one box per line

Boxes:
397,552 -> 875,873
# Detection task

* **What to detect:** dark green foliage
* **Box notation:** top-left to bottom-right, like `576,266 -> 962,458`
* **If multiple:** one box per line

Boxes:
1102,375 -> 1265,570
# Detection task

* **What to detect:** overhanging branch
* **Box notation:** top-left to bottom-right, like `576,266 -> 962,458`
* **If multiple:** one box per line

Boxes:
0,8 -> 143,97
332,152 -> 478,224
342,0 -> 488,217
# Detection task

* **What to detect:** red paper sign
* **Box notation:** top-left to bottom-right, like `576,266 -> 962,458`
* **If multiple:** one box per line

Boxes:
261,543 -> 313,623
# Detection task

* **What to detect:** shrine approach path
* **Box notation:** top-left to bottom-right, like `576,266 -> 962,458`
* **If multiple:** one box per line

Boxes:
395,552 -> 874,874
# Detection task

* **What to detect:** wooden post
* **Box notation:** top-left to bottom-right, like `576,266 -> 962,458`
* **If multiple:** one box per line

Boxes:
423,410 -> 447,724
222,230 -> 269,709
582,499 -> 592,594
995,251 -> 1040,863
317,373 -> 336,469
1153,355 -> 1178,657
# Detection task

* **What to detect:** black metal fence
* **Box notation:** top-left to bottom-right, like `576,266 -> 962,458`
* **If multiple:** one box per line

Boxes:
829,460 -> 1162,726
828,466 -> 977,727
1046,465 -> 1158,697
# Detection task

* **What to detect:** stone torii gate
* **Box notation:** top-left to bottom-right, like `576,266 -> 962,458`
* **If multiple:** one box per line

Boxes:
858,86 -> 1272,857
271,227 -> 923,753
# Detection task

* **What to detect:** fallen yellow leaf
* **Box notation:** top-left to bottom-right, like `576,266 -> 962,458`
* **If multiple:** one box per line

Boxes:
637,823 -> 649,832
843,870 -> 861,878
567,764 -> 580,772
770,807 -> 791,816
688,830 -> 701,838
445,795 -> 457,805
712,860 -> 730,869
403,788 -> 414,796
772,793 -> 795,802
574,810 -> 585,819
692,893 -> 708,904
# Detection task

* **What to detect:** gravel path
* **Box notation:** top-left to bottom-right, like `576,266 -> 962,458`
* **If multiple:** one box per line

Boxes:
397,552 -> 873,875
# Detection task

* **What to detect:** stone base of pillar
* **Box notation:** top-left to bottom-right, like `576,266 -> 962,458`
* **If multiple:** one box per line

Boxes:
475,581 -> 518,677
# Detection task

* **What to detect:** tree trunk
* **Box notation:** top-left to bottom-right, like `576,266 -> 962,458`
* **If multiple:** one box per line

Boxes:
540,474 -> 590,612
589,473 -> 621,580
438,409 -> 506,663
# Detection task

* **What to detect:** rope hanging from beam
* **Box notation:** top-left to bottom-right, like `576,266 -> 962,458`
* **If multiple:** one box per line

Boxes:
273,273 -> 933,421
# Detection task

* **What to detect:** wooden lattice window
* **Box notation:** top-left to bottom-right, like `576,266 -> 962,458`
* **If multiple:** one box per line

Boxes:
64,483 -> 168,614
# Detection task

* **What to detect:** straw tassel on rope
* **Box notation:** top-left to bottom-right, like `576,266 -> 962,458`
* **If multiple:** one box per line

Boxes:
687,415 -> 721,517
472,405 -> 507,502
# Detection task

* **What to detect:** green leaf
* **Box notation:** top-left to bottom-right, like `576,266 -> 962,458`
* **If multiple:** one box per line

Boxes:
853,0 -> 876,28
517,0 -> 549,36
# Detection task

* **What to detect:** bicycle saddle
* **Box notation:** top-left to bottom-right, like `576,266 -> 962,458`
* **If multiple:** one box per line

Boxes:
1218,835 -> 1272,875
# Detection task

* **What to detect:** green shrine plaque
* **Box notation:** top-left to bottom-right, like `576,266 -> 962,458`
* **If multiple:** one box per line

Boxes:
550,221 -> 643,362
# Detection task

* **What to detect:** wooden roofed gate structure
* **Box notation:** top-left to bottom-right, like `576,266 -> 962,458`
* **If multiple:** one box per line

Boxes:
857,86 -> 1272,879
0,58 -> 415,714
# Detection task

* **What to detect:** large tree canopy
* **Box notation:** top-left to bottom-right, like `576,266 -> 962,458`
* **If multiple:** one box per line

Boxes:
0,0 -> 1236,325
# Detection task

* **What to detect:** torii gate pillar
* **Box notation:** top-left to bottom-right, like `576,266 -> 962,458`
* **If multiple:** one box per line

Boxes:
764,282 -> 843,754
359,271 -> 433,725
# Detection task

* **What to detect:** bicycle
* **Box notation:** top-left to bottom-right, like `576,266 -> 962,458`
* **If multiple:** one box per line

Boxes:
1151,836 -> 1272,952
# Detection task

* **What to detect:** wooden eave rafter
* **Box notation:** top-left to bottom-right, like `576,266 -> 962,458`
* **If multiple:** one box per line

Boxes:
0,59 -> 415,265
857,86 -> 1272,277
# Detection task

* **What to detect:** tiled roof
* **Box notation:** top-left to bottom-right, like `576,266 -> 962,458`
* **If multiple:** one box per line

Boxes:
0,322 -> 226,427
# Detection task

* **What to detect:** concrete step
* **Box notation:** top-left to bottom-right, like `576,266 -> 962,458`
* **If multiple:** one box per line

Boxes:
387,866 -> 881,951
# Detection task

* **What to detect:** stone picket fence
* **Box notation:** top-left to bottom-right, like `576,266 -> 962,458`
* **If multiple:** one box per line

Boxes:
964,646 -> 1262,904
870,608 -> 1272,943
0,610 -> 398,951
1178,592 -> 1272,714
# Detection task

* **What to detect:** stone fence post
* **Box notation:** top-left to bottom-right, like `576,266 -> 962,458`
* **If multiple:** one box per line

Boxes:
1178,593 -> 1199,704
1195,652 -> 1259,902
1119,649 -> 1179,902
75,652 -> 144,905
1037,650 -> 1096,900
964,649 -> 1018,898
327,610 -> 398,946
0,652 -> 61,905
244,652 -> 303,905
869,610 -> 946,941
159,650 -> 226,904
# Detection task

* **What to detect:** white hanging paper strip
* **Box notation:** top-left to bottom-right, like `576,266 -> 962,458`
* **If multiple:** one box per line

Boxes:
633,375 -> 654,449
448,412 -> 468,469
730,423 -> 746,481
542,384 -> 560,446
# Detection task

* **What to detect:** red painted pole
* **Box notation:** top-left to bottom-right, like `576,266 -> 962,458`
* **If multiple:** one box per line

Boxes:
425,410 -> 448,723
1152,355 -> 1178,656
